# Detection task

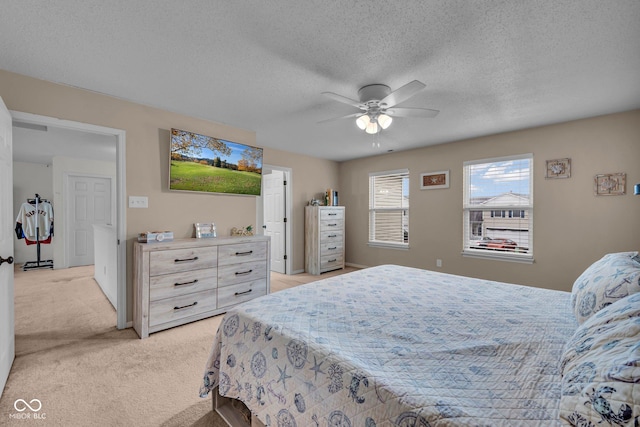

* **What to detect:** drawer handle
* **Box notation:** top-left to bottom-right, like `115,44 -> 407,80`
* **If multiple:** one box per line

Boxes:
234,289 -> 253,296
328,247 -> 337,250
328,259 -> 337,263
174,256 -> 199,263
174,301 -> 198,310
174,279 -> 198,287
235,250 -> 253,256
328,213 -> 337,216
328,223 -> 337,227
235,269 -> 253,276
328,234 -> 337,238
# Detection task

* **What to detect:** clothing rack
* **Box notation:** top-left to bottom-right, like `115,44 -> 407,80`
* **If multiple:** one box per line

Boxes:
22,193 -> 54,271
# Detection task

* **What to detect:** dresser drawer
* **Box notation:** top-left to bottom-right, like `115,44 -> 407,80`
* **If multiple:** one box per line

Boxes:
149,246 -> 217,276
149,289 -> 217,328
218,261 -> 268,288
218,242 -> 267,266
320,254 -> 343,271
320,219 -> 343,230
217,279 -> 267,308
149,268 -> 217,301
320,208 -> 344,220
320,242 -> 343,256
320,230 -> 343,242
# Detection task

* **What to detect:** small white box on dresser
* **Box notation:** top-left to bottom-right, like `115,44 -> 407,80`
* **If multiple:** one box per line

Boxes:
133,235 -> 270,338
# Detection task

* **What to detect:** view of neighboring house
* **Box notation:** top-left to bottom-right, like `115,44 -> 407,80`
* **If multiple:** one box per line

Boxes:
469,192 -> 530,251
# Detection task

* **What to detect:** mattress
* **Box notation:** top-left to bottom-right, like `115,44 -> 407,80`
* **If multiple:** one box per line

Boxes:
200,264 -> 577,426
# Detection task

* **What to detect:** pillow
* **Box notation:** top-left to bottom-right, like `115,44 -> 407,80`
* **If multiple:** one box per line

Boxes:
571,251 -> 640,324
559,293 -> 640,426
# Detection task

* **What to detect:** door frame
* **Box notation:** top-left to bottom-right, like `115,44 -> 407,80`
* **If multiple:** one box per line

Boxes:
257,164 -> 292,275
10,111 -> 127,330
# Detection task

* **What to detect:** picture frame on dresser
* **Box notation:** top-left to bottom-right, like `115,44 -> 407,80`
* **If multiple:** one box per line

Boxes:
133,235 -> 270,338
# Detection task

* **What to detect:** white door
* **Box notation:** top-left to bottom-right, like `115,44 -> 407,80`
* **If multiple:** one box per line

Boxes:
67,175 -> 112,267
0,96 -> 15,396
263,170 -> 286,273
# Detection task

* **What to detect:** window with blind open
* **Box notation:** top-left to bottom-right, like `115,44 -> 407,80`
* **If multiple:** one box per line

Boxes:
463,154 -> 533,262
369,169 -> 409,248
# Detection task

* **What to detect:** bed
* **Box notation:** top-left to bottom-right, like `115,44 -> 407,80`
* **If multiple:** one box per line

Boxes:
201,254 -> 640,426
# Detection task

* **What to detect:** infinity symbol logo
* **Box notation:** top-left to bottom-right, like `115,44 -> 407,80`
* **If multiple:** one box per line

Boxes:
14,398 -> 42,412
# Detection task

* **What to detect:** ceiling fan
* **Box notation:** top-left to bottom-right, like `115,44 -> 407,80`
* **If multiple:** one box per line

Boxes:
320,80 -> 439,134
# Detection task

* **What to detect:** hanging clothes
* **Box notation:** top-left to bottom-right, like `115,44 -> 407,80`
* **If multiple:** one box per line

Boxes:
15,200 -> 54,244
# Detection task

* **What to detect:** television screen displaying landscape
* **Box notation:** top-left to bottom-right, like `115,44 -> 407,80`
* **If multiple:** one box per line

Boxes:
169,128 -> 263,196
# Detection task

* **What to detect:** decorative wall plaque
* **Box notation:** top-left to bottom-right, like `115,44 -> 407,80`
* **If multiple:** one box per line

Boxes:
420,170 -> 449,190
545,158 -> 571,179
594,173 -> 626,196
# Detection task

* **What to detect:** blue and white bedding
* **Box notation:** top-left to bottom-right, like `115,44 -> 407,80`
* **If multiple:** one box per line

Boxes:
200,264 -> 579,426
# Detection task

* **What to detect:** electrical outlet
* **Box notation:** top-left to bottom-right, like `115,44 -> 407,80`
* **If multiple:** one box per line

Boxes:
436,259 -> 442,268
128,196 -> 148,208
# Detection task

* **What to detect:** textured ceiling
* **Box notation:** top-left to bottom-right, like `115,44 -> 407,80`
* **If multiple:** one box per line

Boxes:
1,1 -> 639,162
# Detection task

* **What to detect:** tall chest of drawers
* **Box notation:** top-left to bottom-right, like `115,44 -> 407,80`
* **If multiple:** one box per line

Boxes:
305,206 -> 345,275
133,235 -> 270,338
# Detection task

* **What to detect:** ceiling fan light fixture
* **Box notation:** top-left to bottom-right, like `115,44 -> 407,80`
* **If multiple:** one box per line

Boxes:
365,121 -> 378,134
378,113 -> 392,130
356,114 -> 370,130
323,80 -> 437,138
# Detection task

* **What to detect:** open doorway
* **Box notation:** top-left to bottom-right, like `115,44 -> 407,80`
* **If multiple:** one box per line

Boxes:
258,165 -> 292,275
10,111 -> 126,329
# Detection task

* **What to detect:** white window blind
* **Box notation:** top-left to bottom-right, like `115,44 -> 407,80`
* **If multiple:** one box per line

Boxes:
369,169 -> 409,248
463,154 -> 533,261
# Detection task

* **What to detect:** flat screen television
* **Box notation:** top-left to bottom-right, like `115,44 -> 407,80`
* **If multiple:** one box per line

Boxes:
169,128 -> 263,196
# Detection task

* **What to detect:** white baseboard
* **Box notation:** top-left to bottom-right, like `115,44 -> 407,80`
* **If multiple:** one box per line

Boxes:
345,262 -> 369,269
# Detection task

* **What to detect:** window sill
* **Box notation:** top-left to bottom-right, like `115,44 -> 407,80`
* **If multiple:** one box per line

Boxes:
368,242 -> 409,250
462,249 -> 534,264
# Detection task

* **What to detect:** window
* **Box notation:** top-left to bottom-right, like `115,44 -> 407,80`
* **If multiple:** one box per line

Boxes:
463,154 -> 533,262
369,169 -> 409,248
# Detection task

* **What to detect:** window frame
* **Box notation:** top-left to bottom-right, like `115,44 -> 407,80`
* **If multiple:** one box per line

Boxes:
368,168 -> 410,250
462,154 -> 534,263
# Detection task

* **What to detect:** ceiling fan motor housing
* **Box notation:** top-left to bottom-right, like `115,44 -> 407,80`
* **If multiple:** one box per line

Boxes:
358,84 -> 391,105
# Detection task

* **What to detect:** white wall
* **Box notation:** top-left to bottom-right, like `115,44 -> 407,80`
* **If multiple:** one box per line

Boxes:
52,156 -> 117,269
12,161 -> 54,264
93,224 -> 117,309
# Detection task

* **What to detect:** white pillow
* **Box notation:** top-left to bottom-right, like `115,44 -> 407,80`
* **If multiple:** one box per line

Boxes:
571,252 -> 640,324
560,293 -> 640,425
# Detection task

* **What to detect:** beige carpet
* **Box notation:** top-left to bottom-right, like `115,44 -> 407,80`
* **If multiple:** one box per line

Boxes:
0,265 -> 356,426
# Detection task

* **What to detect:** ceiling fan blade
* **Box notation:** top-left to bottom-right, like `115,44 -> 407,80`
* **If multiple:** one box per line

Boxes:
317,112 -> 362,124
321,92 -> 364,109
386,107 -> 439,118
380,80 -> 426,107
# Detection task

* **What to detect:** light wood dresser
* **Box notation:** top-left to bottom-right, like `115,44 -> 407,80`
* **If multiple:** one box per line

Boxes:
305,206 -> 345,275
133,235 -> 270,338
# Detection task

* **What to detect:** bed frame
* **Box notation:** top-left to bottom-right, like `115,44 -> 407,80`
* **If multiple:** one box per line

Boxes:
213,387 -> 265,427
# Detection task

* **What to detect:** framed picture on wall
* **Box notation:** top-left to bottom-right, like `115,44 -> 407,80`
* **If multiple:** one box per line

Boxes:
420,170 -> 449,190
545,158 -> 571,179
594,173 -> 626,196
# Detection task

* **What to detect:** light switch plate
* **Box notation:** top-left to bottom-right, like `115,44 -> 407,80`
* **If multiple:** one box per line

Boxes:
129,196 -> 148,208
